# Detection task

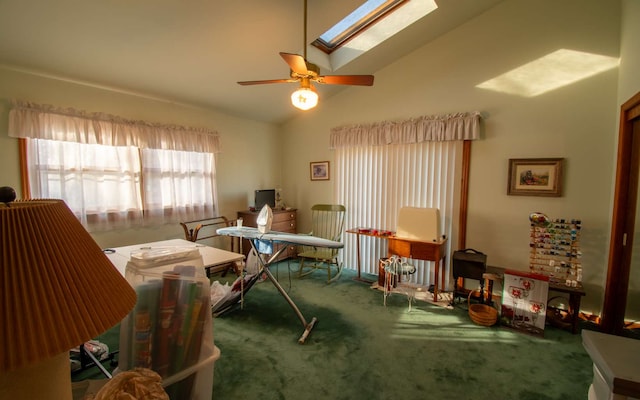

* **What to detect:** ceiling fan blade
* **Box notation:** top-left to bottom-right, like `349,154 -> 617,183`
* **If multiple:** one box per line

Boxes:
237,78 -> 297,86
318,75 -> 375,86
280,52 -> 309,75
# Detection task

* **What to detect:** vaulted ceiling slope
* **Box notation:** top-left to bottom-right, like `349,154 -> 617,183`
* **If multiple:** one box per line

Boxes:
0,0 -> 503,124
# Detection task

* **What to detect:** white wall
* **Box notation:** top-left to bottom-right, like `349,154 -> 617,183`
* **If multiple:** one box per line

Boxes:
618,0 -> 640,104
280,0 -> 624,314
0,68 -> 282,249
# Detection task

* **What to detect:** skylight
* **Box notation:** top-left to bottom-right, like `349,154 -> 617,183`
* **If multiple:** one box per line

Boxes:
476,49 -> 620,97
312,0 -> 406,54
309,0 -> 438,71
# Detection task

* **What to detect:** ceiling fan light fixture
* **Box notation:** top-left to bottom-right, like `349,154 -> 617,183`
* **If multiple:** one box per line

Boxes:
237,0 -> 374,112
291,86 -> 318,110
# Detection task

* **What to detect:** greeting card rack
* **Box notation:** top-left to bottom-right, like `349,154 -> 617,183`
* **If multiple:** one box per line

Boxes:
529,218 -> 582,285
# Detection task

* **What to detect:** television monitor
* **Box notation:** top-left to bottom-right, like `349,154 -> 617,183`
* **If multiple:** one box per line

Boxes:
255,189 -> 276,210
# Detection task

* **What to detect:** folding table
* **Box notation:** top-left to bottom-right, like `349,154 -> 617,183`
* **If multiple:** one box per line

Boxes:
105,238 -> 244,277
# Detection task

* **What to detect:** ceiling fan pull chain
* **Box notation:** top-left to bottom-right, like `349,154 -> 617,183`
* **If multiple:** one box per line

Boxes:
303,0 -> 307,59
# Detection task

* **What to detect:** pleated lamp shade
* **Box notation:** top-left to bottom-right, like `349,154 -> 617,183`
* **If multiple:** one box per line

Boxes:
0,199 -> 137,374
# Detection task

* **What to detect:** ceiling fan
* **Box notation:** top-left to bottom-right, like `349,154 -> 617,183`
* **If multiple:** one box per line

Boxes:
237,0 -> 375,110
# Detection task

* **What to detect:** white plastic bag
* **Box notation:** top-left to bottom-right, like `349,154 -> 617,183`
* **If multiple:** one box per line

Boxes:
245,248 -> 261,275
210,280 -> 232,311
256,204 -> 273,233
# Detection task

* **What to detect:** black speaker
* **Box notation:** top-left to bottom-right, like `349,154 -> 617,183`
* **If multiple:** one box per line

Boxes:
452,248 -> 487,280
451,249 -> 487,305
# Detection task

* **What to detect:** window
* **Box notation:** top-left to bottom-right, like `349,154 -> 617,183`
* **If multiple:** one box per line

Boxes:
311,0 -> 438,70
24,139 -> 217,231
9,100 -> 221,232
141,147 -> 216,222
312,0 -> 407,54
26,139 -> 143,229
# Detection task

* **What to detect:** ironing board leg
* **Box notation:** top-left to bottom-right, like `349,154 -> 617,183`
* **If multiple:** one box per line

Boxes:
251,240 -> 318,343
299,317 -> 318,344
261,266 -> 318,343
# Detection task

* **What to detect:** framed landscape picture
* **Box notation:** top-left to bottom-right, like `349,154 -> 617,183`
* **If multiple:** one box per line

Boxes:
310,161 -> 330,181
507,158 -> 563,197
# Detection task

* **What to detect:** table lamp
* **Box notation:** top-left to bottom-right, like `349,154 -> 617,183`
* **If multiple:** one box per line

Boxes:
0,189 -> 137,400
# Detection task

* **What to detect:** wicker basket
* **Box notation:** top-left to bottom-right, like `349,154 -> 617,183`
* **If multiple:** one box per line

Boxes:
468,291 -> 498,326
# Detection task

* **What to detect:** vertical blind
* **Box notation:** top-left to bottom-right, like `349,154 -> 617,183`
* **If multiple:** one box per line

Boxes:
331,112 -> 480,288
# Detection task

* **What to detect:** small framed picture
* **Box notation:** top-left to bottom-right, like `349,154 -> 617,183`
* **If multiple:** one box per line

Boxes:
508,158 -> 564,197
310,161 -> 330,181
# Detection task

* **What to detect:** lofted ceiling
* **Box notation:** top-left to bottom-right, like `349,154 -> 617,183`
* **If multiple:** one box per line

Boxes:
0,0 -> 503,124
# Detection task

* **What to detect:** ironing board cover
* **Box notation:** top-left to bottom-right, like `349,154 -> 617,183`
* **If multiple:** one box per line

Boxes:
216,227 -> 343,249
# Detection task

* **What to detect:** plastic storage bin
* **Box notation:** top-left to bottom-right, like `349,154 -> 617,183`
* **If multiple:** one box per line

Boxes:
118,249 -> 216,400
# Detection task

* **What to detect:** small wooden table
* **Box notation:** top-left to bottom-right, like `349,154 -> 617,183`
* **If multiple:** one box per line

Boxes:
346,228 -> 448,301
483,266 -> 586,334
548,280 -> 586,334
345,228 -> 394,283
387,236 -> 448,302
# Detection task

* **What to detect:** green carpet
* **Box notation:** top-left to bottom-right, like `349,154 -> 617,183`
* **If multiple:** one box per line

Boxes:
212,262 -> 594,400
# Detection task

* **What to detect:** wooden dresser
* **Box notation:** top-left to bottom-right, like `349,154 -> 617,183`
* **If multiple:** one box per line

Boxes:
237,209 -> 297,261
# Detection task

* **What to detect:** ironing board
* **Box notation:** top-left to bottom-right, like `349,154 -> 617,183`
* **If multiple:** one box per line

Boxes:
216,226 -> 343,343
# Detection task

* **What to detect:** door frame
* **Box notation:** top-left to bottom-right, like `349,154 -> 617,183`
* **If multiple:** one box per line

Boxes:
603,91 -> 640,334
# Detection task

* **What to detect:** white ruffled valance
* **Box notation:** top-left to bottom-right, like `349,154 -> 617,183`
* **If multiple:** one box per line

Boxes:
8,100 -> 221,153
329,112 -> 481,149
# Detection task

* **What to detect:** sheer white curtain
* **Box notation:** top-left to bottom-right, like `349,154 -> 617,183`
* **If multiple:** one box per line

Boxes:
331,112 -> 480,288
9,100 -> 221,231
142,148 -> 217,223
8,100 -> 220,152
25,139 -> 144,230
